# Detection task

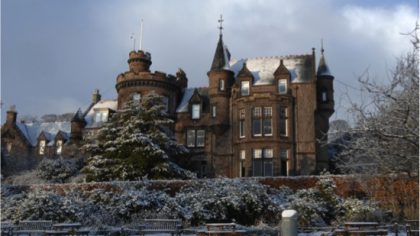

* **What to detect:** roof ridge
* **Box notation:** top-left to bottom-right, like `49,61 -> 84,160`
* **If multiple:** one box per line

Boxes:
244,54 -> 312,61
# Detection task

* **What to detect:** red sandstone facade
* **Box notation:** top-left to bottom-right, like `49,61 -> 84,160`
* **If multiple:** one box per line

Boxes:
2,28 -> 334,178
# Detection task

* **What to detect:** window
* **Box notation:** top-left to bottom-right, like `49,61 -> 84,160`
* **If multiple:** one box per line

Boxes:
39,140 -> 46,155
321,91 -> 328,102
241,81 -> 250,96
186,129 -> 205,147
192,104 -> 201,119
278,79 -> 287,94
132,93 -> 141,105
253,148 -> 273,177
279,107 -> 288,136
240,150 -> 246,177
196,130 -> 205,147
219,79 -> 225,91
280,149 -> 288,176
263,107 -> 272,136
239,109 -> 245,138
252,107 -> 262,136
56,140 -> 63,155
162,96 -> 169,112
212,105 -> 217,118
95,111 -> 108,123
253,107 -> 272,136
187,130 -> 196,147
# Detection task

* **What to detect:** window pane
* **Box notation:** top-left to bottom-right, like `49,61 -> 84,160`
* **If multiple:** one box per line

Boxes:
95,112 -> 102,123
101,112 -> 108,122
263,119 -> 272,135
253,119 -> 262,136
241,81 -> 250,96
239,109 -> 245,119
39,140 -> 46,155
281,160 -> 288,176
56,140 -> 63,155
253,149 -> 262,158
162,97 -> 169,112
219,79 -> 225,91
133,93 -> 141,102
278,79 -> 287,94
192,104 -> 200,119
264,107 -> 272,117
187,130 -> 196,147
322,91 -> 327,102
264,149 -> 273,158
240,150 -> 246,160
6,143 -> 12,153
279,107 -> 287,136
280,149 -> 288,160
239,120 -> 245,138
253,159 -> 262,176
212,105 -> 216,118
264,160 -> 273,176
196,130 -> 205,147
253,107 -> 262,117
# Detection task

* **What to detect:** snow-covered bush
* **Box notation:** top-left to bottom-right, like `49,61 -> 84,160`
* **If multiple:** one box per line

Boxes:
289,175 -> 342,227
36,158 -> 79,183
341,198 -> 384,222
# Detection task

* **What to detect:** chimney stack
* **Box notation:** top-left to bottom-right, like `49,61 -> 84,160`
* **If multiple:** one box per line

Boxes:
6,105 -> 17,125
92,89 -> 101,104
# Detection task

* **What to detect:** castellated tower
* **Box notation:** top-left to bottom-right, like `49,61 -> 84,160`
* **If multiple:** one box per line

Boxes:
115,50 -> 188,115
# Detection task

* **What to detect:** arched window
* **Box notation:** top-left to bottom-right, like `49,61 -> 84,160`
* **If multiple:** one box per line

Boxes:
219,79 -> 225,91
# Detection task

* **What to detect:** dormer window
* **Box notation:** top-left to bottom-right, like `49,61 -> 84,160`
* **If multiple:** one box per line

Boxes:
241,81 -> 250,96
39,140 -> 46,155
219,79 -> 225,91
278,79 -> 287,94
56,140 -> 63,155
95,111 -> 108,123
192,104 -> 201,119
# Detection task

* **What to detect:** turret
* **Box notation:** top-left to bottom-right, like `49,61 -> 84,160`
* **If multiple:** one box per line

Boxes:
128,50 -> 152,73
70,109 -> 86,143
207,17 -> 234,131
315,45 -> 335,172
316,47 -> 334,116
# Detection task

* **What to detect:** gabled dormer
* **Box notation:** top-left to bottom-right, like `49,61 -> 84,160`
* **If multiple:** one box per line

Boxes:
55,130 -> 69,155
188,89 -> 204,120
236,62 -> 254,96
274,60 -> 291,95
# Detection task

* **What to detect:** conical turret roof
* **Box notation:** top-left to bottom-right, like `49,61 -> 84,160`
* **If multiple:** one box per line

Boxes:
210,35 -> 231,71
317,49 -> 332,77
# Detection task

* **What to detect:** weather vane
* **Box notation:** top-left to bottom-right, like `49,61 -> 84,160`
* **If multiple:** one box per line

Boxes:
218,14 -> 224,36
140,19 -> 144,50
321,38 -> 324,54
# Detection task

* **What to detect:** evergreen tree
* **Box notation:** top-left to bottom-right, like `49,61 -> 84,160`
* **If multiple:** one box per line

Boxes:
82,93 -> 193,181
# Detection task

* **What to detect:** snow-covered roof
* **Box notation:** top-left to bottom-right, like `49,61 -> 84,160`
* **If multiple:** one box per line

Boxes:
230,55 -> 314,85
84,99 -> 118,127
16,122 -> 71,146
176,88 -> 208,113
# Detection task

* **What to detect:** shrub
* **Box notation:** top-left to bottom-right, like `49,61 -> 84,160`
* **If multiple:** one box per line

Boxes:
36,158 -> 79,183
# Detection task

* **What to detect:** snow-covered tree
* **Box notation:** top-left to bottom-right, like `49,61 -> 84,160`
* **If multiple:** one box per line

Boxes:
82,93 -> 192,181
337,29 -> 419,177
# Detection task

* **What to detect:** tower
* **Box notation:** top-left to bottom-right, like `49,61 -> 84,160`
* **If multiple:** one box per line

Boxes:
70,108 -> 86,143
315,45 -> 335,172
207,15 -> 234,134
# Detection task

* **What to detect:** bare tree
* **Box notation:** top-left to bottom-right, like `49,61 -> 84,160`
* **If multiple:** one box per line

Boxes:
337,27 -> 419,177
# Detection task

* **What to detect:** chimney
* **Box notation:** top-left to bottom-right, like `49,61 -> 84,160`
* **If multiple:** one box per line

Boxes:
6,105 -> 17,125
92,89 -> 101,104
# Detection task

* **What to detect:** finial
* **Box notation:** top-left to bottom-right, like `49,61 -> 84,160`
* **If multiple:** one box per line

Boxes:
9,105 -> 16,112
140,19 -> 144,50
280,59 -> 284,65
218,14 -> 224,36
130,33 -> 136,51
321,38 -> 325,55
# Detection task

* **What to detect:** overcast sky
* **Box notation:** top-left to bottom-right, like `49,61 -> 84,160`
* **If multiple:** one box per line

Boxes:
1,0 -> 418,123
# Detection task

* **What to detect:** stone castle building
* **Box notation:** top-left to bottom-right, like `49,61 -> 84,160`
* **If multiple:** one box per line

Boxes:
1,24 -> 334,177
